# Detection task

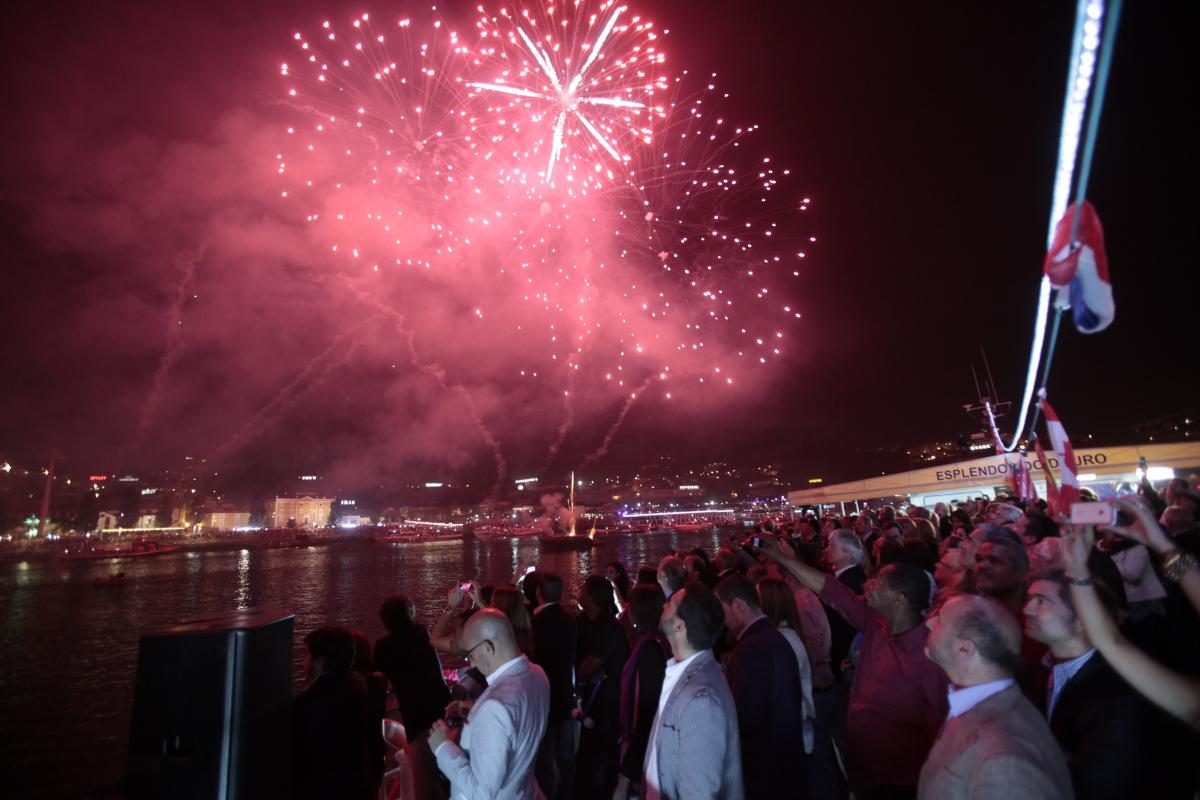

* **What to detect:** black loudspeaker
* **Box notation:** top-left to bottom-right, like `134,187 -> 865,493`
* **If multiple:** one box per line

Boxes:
125,607 -> 294,799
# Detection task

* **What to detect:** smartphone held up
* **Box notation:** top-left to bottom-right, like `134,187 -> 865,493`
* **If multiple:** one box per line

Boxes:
1069,501 -> 1134,528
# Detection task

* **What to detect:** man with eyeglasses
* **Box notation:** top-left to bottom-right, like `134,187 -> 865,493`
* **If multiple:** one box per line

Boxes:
430,608 -> 550,799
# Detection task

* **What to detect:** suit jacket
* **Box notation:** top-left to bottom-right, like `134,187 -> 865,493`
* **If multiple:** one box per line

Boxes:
374,625 -> 451,741
618,634 -> 668,781
827,564 -> 865,677
575,613 -> 630,734
435,655 -> 550,800
918,683 -> 1073,800
646,650 -> 743,800
725,617 -> 806,800
532,602 -> 578,723
292,670 -> 374,800
1047,652 -> 1170,800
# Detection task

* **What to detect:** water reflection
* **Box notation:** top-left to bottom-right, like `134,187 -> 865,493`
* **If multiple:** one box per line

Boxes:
0,529 -> 730,799
236,549 -> 251,609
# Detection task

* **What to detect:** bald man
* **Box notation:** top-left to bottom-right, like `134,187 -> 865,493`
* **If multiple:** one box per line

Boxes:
430,609 -> 550,800
919,595 -> 1072,800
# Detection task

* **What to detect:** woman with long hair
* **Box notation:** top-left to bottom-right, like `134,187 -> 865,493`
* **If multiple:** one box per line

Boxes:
574,574 -> 631,800
614,583 -> 669,800
606,561 -> 632,603
490,584 -> 535,657
757,578 -> 815,755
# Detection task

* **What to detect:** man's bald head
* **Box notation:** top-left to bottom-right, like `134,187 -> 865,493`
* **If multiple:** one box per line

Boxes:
460,608 -> 521,675
926,594 -> 1022,683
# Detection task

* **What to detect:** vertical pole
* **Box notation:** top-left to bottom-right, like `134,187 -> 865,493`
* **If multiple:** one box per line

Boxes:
37,453 -> 57,539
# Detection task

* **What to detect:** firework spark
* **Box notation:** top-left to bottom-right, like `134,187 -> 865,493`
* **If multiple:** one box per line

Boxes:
468,3 -> 664,184
276,1 -> 811,470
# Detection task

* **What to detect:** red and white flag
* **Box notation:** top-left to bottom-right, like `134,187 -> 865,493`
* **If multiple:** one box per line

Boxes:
1015,447 -> 1038,503
1040,396 -> 1080,511
1035,435 -> 1061,513
1044,201 -> 1114,334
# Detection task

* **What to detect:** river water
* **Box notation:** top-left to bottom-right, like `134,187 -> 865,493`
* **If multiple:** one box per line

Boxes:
0,529 -> 726,799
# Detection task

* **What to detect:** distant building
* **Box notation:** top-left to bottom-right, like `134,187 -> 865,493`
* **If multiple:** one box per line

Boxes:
267,496 -> 333,528
97,511 -> 119,531
204,509 -> 252,531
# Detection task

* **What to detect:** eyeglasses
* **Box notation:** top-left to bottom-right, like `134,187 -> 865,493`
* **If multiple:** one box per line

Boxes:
461,638 -> 492,662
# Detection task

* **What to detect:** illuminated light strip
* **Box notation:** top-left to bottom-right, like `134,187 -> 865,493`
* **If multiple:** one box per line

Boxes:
93,526 -> 188,534
403,519 -> 462,528
1001,0 -> 1108,453
620,508 -> 734,518
514,477 -> 539,485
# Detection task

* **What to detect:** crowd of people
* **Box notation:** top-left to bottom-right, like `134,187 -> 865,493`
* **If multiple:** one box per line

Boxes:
291,476 -> 1200,800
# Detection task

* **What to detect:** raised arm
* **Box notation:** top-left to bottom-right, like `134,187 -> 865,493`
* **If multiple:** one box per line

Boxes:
1110,496 -> 1200,615
757,534 -> 826,593
760,535 -> 872,631
1062,523 -> 1200,731
431,585 -> 468,654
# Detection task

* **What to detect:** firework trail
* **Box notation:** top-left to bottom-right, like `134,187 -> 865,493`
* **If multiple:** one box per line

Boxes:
126,244 -> 207,455
213,318 -> 373,463
340,277 -> 509,493
538,355 -> 578,473
578,377 -> 653,469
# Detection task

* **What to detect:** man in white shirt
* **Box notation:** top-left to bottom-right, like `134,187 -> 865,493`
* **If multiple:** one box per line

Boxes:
918,594 -> 1071,800
430,609 -> 550,800
643,586 -> 743,800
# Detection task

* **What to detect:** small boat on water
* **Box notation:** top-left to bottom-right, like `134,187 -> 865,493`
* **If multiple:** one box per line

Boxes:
377,530 -> 461,544
670,521 -> 714,532
93,572 -> 129,587
260,530 -> 313,549
537,533 -> 597,551
62,538 -> 180,561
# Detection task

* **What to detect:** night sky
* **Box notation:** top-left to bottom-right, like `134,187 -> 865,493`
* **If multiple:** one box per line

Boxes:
0,0 -> 1194,493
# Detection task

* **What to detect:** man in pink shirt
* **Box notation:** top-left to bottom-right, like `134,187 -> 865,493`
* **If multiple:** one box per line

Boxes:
761,536 -> 948,799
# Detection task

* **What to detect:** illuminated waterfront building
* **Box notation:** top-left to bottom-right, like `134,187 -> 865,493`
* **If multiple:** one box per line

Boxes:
267,496 -> 333,529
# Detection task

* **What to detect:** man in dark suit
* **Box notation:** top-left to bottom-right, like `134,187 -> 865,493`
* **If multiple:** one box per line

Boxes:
292,625 -> 374,800
825,529 -> 866,674
716,574 -> 806,800
531,572 -> 578,800
1024,571 -> 1190,799
373,593 -> 450,742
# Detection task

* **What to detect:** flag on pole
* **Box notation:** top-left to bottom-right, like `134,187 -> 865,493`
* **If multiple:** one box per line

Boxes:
1040,396 -> 1080,512
1015,446 -> 1038,503
1034,435 -> 1061,514
1044,201 -> 1114,334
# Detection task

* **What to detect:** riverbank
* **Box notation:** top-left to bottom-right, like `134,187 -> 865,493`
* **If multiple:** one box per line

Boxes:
0,530 -> 364,564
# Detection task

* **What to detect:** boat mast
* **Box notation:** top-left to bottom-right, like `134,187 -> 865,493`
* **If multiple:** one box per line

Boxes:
37,452 -> 57,540
568,470 -> 576,536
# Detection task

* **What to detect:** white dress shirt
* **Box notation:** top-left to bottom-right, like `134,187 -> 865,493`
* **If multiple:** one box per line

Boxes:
644,650 -> 705,800
946,678 -> 1014,719
434,656 -> 526,759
